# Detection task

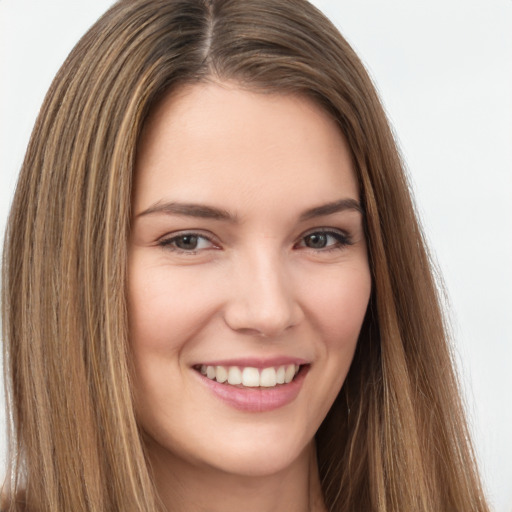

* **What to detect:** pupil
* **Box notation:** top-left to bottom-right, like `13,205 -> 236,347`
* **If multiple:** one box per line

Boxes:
177,235 -> 198,250
306,233 -> 327,248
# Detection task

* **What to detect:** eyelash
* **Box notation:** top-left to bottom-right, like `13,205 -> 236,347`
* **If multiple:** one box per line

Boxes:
158,229 -> 352,254
295,229 -> 353,252
158,232 -> 217,254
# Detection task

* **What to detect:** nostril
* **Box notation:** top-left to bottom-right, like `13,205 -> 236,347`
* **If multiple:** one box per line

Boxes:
223,303 -> 303,338
221,264 -> 305,337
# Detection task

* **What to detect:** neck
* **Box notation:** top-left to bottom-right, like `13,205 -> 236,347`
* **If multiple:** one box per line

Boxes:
147,440 -> 326,512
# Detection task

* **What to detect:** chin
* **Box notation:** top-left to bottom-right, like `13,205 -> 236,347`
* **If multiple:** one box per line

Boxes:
207,437 -> 311,478
144,416 -> 314,479
204,447 -> 308,478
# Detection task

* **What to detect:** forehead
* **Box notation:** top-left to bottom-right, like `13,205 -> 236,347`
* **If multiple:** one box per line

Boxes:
133,82 -> 359,215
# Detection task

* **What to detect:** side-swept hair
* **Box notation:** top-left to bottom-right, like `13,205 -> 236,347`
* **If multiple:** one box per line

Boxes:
2,0 -> 489,510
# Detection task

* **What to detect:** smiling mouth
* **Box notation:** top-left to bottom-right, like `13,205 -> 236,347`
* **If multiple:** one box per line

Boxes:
193,364 -> 304,388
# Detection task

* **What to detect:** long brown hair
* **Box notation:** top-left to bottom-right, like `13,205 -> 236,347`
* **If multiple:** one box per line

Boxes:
2,0 -> 489,510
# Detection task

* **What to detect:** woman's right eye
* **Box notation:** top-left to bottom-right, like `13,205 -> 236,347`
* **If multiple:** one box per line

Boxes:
158,233 -> 215,253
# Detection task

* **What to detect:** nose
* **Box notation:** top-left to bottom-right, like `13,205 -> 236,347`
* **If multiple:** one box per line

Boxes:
223,251 -> 304,338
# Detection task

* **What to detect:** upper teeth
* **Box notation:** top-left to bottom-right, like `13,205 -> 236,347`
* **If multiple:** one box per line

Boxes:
200,364 -> 300,388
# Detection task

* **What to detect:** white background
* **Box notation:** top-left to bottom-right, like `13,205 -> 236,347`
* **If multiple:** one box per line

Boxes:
1,1 -> 511,510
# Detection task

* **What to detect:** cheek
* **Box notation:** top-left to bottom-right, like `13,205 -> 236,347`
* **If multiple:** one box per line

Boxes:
302,262 -> 372,346
305,263 -> 371,413
127,261 -> 217,425
128,260 -> 219,355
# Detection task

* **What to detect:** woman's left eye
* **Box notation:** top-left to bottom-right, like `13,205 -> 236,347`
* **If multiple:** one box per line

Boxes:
296,230 -> 351,251
158,233 -> 215,253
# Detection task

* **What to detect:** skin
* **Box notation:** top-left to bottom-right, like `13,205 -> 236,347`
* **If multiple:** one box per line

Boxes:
128,81 -> 371,512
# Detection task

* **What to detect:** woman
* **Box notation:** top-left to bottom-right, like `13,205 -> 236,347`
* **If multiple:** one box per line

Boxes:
1,0 -> 490,510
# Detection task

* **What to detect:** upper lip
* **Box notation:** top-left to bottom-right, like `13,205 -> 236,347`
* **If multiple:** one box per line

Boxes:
192,356 -> 310,369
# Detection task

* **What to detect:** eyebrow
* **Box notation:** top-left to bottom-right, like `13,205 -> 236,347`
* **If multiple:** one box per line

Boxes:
136,198 -> 363,222
299,198 -> 363,221
136,201 -> 236,221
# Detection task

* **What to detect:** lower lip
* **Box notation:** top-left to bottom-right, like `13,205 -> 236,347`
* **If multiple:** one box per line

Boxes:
195,366 -> 309,412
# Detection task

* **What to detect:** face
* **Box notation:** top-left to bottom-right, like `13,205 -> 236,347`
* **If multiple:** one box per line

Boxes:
128,82 -> 371,478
